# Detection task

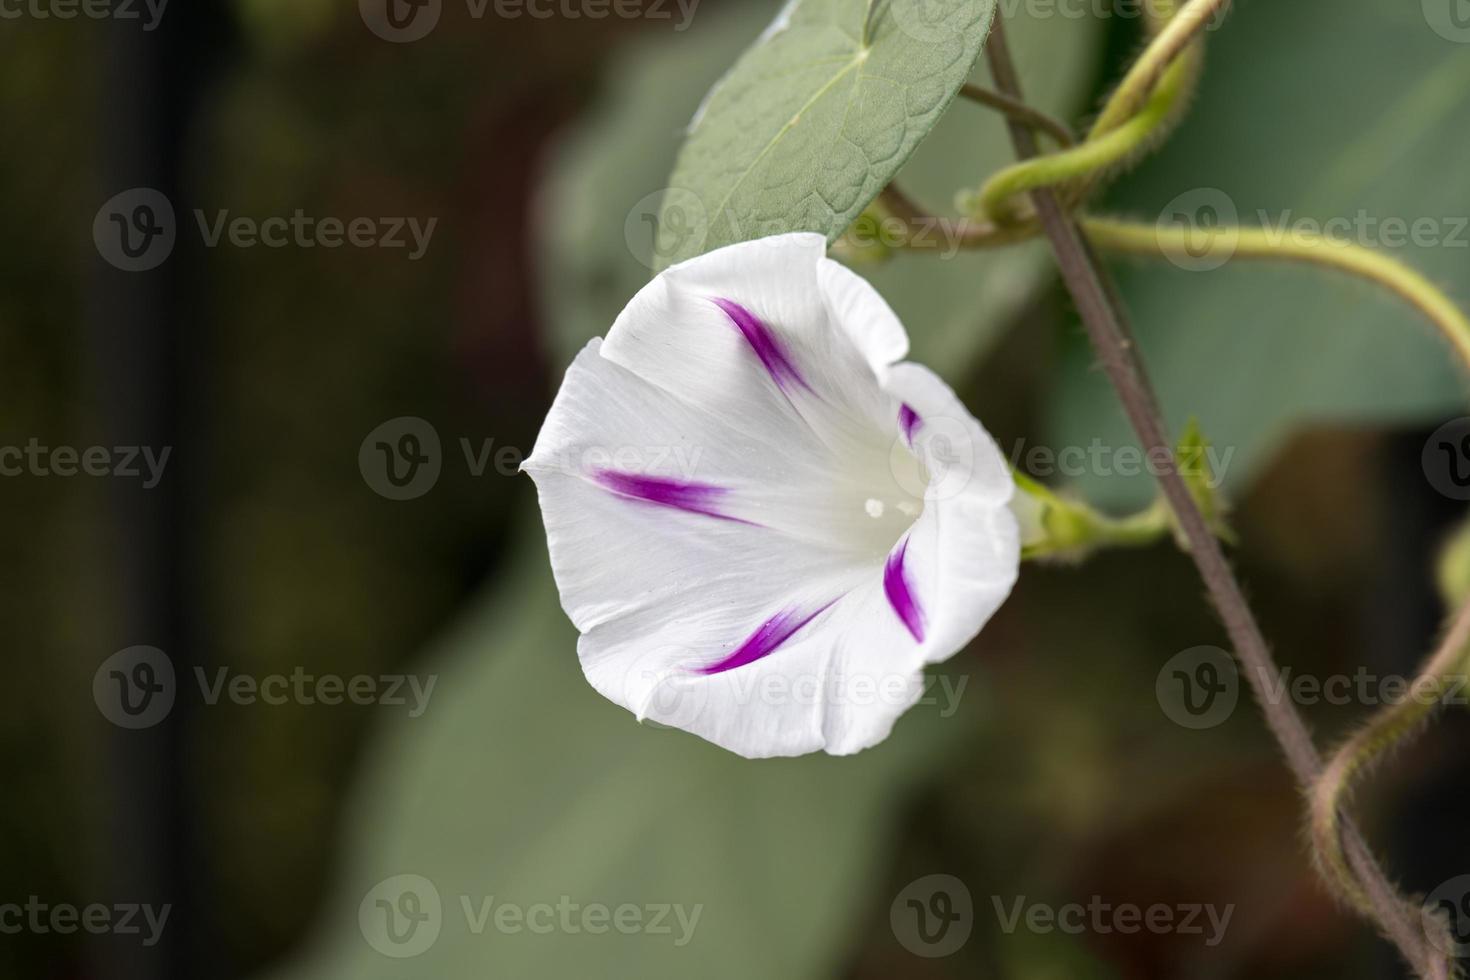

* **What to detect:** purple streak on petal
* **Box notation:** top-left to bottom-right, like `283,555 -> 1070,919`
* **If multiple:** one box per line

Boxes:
591,469 -> 754,524
884,536 -> 926,642
712,297 -> 811,394
698,600 -> 838,675
899,403 -> 922,445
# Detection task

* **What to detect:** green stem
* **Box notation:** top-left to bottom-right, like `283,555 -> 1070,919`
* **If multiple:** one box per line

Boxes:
1308,601 -> 1470,925
957,84 -> 1076,148
966,0 -> 1221,224
974,9 -> 1470,968
1086,0 -> 1227,139
972,48 -> 1194,224
904,0 -> 1470,964
1013,471 -> 1173,562
1084,216 -> 1470,377
1085,211 -> 1470,962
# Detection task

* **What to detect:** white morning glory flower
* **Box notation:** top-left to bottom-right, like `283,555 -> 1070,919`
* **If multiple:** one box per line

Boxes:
524,232 -> 1019,758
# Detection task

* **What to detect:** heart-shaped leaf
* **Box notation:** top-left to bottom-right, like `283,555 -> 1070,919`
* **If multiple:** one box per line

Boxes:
265,529 -> 960,980
654,0 -> 997,270
539,0 -> 1103,377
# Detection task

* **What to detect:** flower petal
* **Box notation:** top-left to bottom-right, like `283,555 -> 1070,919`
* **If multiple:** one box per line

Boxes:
600,233 -> 896,442
524,342 -> 865,633
879,362 -> 1019,664
525,234 -> 1020,758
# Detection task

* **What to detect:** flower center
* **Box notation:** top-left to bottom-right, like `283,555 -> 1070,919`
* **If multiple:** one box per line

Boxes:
840,434 -> 928,560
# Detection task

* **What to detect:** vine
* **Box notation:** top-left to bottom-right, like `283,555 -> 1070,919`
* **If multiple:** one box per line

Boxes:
869,1 -> 1470,976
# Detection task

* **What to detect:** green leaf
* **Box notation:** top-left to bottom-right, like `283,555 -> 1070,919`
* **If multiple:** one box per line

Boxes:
540,1 -> 1104,376
1049,0 -> 1470,508
852,10 -> 1103,370
654,0 -> 997,270
538,0 -> 784,366
267,528 -> 958,980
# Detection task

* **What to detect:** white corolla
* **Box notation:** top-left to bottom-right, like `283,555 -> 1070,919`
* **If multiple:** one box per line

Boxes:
524,232 -> 1020,758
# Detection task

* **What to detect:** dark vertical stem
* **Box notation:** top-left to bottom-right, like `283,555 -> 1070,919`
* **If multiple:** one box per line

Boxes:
90,4 -> 233,980
982,15 -> 1442,979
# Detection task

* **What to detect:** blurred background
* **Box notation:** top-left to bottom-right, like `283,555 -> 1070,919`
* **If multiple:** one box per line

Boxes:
3,0 -> 1469,977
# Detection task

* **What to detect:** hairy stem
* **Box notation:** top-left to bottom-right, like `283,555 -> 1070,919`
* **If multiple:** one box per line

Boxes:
1087,0 -> 1230,139
983,15 -> 1451,979
1308,600 -> 1470,918
1085,217 -> 1470,367
1095,215 -> 1470,938
975,41 -> 1194,223
958,84 -> 1076,147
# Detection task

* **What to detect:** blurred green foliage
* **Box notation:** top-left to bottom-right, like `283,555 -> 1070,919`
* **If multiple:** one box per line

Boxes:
3,1 -> 1466,979
1051,0 -> 1470,508
269,529 -> 969,980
